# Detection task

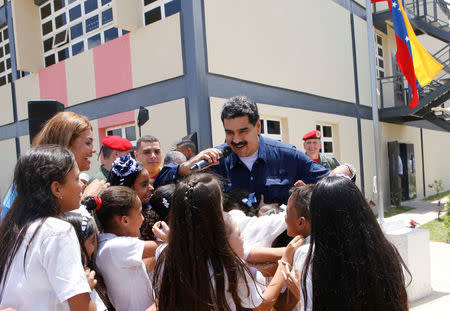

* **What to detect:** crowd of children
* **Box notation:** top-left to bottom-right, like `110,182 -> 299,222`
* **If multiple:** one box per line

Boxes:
0,111 -> 410,311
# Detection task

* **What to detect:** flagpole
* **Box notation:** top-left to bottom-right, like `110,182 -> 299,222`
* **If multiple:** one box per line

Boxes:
366,0 -> 385,224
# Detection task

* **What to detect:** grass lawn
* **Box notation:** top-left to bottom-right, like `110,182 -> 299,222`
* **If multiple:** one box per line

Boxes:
423,189 -> 450,201
419,214 -> 449,242
383,206 -> 414,218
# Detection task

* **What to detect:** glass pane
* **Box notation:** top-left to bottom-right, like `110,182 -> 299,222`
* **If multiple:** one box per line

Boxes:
70,23 -> 83,40
144,0 -> 158,5
54,0 -> 65,12
102,8 -> 113,25
58,48 -> 69,61
4,43 -> 9,55
379,71 -> 385,78
72,41 -> 84,56
376,35 -> 382,45
6,58 -> 10,69
379,59 -> 384,69
69,5 -> 82,21
85,15 -> 99,33
55,13 -> 67,29
144,7 -> 161,25
45,54 -> 56,67
0,31 -> 3,43
322,126 -> 332,137
40,3 -> 52,19
87,33 -> 101,49
260,119 -> 264,133
377,47 -> 383,57
104,27 -> 118,43
84,0 -> 98,14
0,61 -> 5,73
125,126 -> 136,141
101,0 -> 111,5
267,120 -> 281,135
324,142 -> 333,153
44,37 -> 53,52
42,20 -> 53,36
122,29 -> 130,35
54,30 -> 68,46
3,29 -> 8,40
0,47 -> 3,58
316,124 -> 321,131
7,73 -> 11,83
165,0 -> 181,17
68,0 -> 78,3
108,129 -> 122,136
0,76 -> 5,86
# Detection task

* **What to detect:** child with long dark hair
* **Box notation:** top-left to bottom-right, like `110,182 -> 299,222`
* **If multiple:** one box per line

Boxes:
0,145 -> 95,310
284,176 -> 410,311
84,186 -> 159,311
152,172 -> 303,311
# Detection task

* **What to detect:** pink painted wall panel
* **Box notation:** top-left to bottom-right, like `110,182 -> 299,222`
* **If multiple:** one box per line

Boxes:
97,110 -> 135,143
93,35 -> 133,98
39,61 -> 68,107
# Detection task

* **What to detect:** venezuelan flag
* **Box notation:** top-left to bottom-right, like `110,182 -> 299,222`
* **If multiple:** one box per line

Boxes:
372,0 -> 443,108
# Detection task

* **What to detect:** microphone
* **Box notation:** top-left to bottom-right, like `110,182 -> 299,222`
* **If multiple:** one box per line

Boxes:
190,146 -> 232,171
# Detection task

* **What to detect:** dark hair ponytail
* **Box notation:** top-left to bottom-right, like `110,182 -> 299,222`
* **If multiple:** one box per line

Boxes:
83,186 -> 139,231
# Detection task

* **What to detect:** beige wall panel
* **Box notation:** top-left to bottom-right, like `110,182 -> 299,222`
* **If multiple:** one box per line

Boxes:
0,139 -> 16,200
354,15 -> 372,107
130,14 -> 183,88
417,34 -> 448,56
209,97 -> 362,189
379,123 -> 424,207
11,0 -> 44,72
136,98 -> 187,160
15,73 -> 40,120
0,84 -> 13,125
0,1 -> 4,8
422,129 -> 450,194
112,0 -> 144,31
66,49 -> 96,106
85,119 -> 102,177
205,0 -> 355,103
19,135 -> 30,155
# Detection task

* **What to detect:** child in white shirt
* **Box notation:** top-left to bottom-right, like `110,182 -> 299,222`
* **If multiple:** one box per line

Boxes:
85,186 -> 160,311
0,145 -> 95,311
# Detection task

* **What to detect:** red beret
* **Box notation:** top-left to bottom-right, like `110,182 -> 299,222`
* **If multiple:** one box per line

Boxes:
302,130 -> 321,141
102,135 -> 132,151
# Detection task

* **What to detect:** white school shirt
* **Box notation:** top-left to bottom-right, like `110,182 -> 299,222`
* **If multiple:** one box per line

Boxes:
0,217 -> 91,311
154,244 -> 264,310
228,209 -> 287,259
292,236 -> 312,311
96,233 -> 153,311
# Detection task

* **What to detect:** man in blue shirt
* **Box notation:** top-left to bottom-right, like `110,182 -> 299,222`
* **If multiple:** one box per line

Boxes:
154,96 -> 354,204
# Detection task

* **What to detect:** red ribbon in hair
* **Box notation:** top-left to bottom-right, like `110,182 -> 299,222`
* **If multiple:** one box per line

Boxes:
93,196 -> 102,210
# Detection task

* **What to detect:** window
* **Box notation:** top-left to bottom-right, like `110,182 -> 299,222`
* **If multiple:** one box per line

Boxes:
106,124 -> 137,145
315,124 -> 334,155
0,26 -> 28,87
375,33 -> 385,79
260,118 -> 282,141
39,0 -> 128,67
143,0 -> 180,26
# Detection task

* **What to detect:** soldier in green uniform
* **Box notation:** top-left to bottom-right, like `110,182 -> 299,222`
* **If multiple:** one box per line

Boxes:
302,130 -> 341,170
87,135 -> 132,185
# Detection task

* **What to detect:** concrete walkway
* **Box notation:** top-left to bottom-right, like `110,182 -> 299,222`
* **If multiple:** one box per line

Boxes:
383,198 -> 449,310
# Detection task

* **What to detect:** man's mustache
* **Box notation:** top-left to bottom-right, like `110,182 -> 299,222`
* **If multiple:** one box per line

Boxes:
231,141 -> 247,148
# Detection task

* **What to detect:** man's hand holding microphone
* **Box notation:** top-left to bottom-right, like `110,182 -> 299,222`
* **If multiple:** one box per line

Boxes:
177,146 -> 232,176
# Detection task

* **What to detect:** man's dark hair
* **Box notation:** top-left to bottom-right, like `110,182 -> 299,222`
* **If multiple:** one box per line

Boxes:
220,96 -> 259,125
176,140 -> 197,154
136,135 -> 159,151
289,184 -> 315,221
102,145 -> 113,159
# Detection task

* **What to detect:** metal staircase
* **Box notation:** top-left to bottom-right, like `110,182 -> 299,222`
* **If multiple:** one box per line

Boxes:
373,0 -> 450,131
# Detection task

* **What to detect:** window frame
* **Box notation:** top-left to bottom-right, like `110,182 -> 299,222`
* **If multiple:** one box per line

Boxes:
142,0 -> 175,26
106,123 -> 137,146
259,117 -> 282,141
315,124 -> 335,156
375,33 -> 385,79
39,0 -> 127,67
